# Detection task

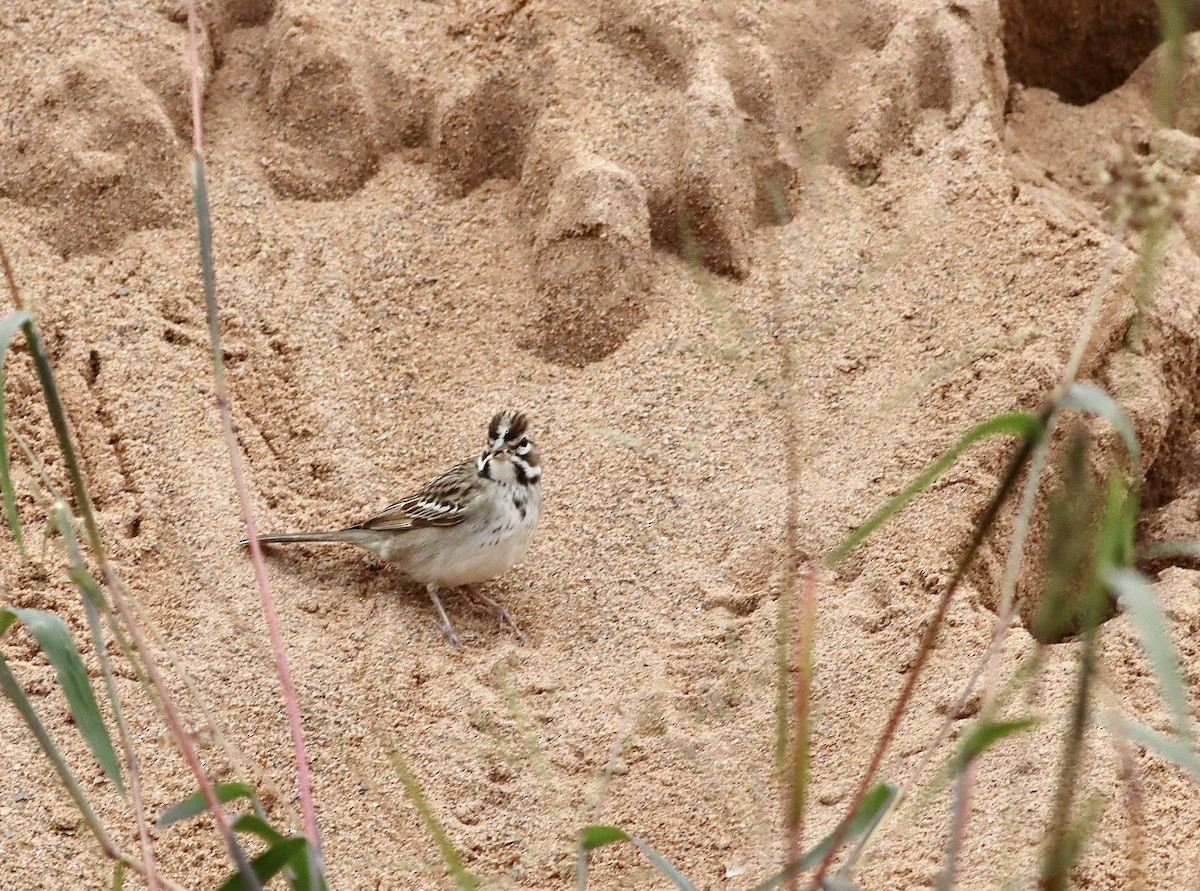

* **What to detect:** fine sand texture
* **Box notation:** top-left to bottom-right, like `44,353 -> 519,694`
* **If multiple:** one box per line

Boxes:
3,0 -> 1200,888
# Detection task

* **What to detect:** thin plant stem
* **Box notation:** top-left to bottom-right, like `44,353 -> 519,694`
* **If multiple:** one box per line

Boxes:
1101,686 -> 1147,891
923,411 -> 1063,890
1039,628 -> 1098,890
127,593 -> 297,827
33,435 -> 290,819
786,565 -> 817,891
0,240 -> 261,889
589,711 -> 638,824
1057,221 -> 1126,395
186,1 -> 322,864
809,426 -> 1040,888
937,758 -> 976,891
53,502 -> 161,891
899,219 -> 1126,887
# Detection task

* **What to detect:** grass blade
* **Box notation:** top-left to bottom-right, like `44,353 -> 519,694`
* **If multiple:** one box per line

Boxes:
1157,0 -> 1192,123
784,565 -> 817,882
284,842 -> 325,891
1062,384 -> 1142,574
496,667 -> 553,786
0,308 -> 32,555
824,412 -> 1042,566
1057,383 -> 1140,468
1040,627 -> 1099,891
2,232 -> 259,889
5,607 -> 124,791
1042,790 -> 1105,891
189,129 -> 322,873
0,636 -> 115,856
1137,538 -> 1200,563
232,813 -> 287,845
751,783 -> 901,890
231,815 -> 326,891
580,825 -> 630,851
216,837 -> 307,891
386,746 -> 480,890
1107,714 -> 1200,779
57,499 -> 162,884
950,717 -> 1040,775
1108,568 -> 1195,746
626,835 -> 697,890
796,782 -> 899,876
937,691 -> 1044,888
158,782 -> 259,827
577,825 -> 697,891
812,421 -> 1041,888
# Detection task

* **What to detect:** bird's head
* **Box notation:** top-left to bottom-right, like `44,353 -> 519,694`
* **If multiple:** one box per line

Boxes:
480,410 -> 541,485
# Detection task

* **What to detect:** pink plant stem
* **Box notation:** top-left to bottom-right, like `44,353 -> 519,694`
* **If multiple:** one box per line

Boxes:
124,728 -> 159,889
185,3 -> 322,865
221,397 -> 324,861
809,432 -> 1037,889
99,563 -> 264,888
1,242 -> 261,888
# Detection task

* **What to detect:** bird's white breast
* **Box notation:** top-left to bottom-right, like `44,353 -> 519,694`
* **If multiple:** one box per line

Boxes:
390,480 -> 540,588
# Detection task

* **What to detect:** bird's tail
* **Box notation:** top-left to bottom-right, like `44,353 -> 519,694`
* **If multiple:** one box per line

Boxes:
238,529 -> 371,547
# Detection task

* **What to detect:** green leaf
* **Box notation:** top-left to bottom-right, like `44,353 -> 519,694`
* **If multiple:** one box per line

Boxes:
216,837 -> 307,891
1108,568 -> 1194,747
0,309 -> 32,555
1057,383 -> 1140,470
387,747 -> 479,890
1137,538 -> 1200,563
1108,714 -> 1200,779
579,825 -> 630,851
576,825 -> 696,891
6,608 -> 124,792
0,646 -> 112,849
157,781 -> 258,827
950,718 -> 1039,774
751,783 -> 901,890
1059,384 -> 1142,573
232,812 -> 288,846
824,413 -> 1042,565
231,816 -> 325,891
287,843 -> 326,891
1098,477 -> 1136,575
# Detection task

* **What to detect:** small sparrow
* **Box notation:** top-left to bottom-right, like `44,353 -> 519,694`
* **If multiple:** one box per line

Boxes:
243,410 -> 541,646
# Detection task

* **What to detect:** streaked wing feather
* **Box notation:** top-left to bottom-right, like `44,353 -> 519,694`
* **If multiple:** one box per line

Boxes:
355,460 -> 478,531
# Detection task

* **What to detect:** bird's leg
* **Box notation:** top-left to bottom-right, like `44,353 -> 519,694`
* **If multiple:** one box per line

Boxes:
425,583 -> 460,647
468,587 -> 524,643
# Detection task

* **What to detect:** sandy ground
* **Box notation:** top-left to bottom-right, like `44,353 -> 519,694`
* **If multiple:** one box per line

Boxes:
3,0 -> 1200,888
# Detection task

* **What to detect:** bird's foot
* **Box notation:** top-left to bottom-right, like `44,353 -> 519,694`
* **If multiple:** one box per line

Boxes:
469,589 -> 524,643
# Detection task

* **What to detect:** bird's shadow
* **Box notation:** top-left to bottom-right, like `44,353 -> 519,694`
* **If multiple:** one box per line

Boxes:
247,542 -> 525,645
250,542 -> 387,597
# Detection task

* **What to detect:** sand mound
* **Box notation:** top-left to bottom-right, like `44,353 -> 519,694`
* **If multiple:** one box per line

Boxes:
3,0 -> 1200,888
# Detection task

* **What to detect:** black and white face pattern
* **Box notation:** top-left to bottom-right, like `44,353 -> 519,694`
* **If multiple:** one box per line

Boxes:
479,410 -> 542,485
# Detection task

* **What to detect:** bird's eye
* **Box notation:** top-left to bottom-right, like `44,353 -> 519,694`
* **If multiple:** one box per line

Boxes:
517,437 -> 529,449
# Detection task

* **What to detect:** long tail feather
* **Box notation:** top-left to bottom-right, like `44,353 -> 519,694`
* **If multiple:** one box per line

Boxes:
238,530 -> 366,547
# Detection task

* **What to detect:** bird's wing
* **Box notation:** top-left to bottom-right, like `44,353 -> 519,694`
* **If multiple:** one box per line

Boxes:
354,460 -> 479,531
